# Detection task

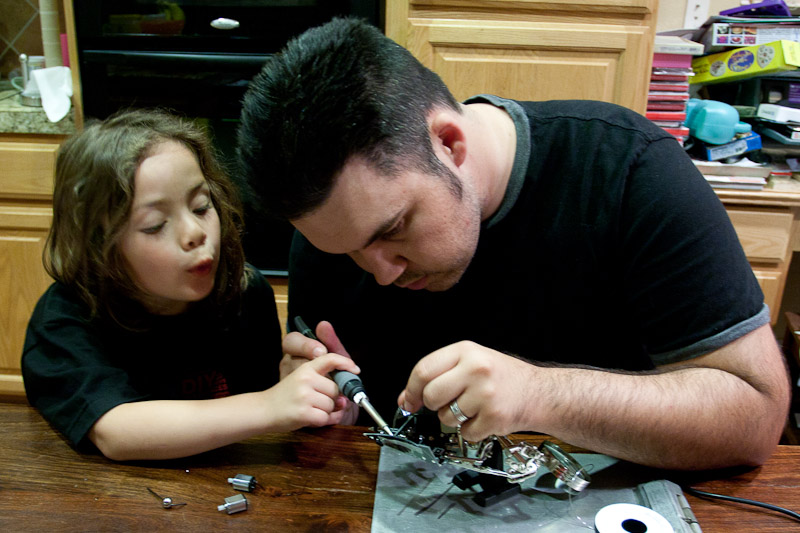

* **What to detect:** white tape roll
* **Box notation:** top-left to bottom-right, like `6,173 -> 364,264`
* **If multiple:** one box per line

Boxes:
594,503 -> 674,533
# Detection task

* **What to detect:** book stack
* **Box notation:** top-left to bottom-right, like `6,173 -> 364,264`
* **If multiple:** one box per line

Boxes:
691,15 -> 800,54
647,36 -> 704,145
692,158 -> 771,191
754,103 -> 800,146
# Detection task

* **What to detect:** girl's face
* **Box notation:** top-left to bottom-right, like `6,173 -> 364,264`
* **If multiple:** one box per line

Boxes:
118,140 -> 221,315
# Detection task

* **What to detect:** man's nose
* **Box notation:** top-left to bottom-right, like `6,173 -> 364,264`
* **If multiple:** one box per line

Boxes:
351,245 -> 406,286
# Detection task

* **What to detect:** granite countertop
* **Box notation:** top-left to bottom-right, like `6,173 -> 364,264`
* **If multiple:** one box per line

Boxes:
0,81 -> 76,135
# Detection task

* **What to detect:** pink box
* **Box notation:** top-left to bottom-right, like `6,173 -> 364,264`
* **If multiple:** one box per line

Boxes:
652,53 -> 692,68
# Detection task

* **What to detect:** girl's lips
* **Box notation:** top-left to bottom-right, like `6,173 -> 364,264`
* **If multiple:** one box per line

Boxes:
189,259 -> 214,276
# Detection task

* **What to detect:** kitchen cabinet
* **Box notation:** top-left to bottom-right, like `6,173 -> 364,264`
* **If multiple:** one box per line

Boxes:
385,0 -> 659,114
717,188 -> 800,325
269,276 -> 289,337
0,134 -> 62,400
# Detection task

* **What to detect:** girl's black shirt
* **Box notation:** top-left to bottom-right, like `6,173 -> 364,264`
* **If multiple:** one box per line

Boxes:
22,268 -> 282,450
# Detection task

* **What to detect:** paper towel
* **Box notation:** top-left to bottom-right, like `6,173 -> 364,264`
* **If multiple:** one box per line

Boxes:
31,66 -> 72,122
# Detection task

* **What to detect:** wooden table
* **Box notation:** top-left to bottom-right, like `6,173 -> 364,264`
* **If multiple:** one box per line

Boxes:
1,404 -> 799,532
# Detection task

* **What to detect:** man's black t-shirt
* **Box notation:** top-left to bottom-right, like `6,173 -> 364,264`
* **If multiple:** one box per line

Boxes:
287,98 -> 767,423
22,268 -> 282,449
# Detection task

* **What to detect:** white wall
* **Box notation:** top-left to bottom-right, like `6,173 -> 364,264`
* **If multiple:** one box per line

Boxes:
656,0 -> 783,33
656,0 -> 690,33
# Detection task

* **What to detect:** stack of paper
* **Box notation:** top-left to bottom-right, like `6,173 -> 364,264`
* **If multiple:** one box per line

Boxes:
647,36 -> 704,145
693,157 -> 771,190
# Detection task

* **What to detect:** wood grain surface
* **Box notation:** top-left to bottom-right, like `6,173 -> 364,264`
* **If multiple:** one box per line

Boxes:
1,403 -> 799,532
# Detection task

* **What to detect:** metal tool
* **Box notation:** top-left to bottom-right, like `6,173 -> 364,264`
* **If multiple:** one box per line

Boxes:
293,317 -> 393,436
364,408 -> 591,502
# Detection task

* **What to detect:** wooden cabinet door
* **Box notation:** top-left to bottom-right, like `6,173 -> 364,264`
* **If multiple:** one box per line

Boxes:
403,19 -> 653,112
0,135 -> 62,398
387,0 -> 658,114
0,141 -> 58,200
268,277 -> 289,337
0,204 -> 53,399
726,207 -> 794,262
724,204 -> 798,325
752,266 -> 785,325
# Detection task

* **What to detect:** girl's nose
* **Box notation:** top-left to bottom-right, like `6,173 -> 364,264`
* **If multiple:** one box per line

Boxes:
182,217 -> 207,250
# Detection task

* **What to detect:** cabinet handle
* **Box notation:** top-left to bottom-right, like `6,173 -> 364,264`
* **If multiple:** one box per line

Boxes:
210,18 -> 240,30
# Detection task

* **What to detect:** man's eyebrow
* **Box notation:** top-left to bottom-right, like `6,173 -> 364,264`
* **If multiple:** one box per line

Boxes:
361,210 -> 403,249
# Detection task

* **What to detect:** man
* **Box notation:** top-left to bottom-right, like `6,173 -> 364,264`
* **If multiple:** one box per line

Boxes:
237,17 -> 789,470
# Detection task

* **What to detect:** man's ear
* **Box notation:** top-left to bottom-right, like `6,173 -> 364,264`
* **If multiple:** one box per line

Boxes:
430,111 -> 467,168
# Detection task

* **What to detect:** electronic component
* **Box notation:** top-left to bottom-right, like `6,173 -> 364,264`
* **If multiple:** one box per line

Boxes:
217,494 -> 248,514
227,474 -> 257,492
364,408 -> 590,503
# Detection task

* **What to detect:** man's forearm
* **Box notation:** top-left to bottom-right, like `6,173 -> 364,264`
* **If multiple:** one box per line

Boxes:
528,367 -> 776,468
526,326 -> 789,469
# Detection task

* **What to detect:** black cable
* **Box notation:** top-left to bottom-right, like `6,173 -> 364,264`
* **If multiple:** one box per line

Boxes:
683,486 -> 800,522
0,89 -> 22,103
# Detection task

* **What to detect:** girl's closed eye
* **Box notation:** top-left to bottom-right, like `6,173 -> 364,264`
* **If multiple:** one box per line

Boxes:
141,221 -> 166,234
193,202 -> 213,216
192,188 -> 214,216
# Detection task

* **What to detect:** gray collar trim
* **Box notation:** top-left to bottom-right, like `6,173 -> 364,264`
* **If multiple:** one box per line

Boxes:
464,94 -> 530,229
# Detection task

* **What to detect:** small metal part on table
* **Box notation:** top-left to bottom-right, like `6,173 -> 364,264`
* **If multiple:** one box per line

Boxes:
227,474 -> 257,492
218,493 -> 248,514
146,487 -> 186,509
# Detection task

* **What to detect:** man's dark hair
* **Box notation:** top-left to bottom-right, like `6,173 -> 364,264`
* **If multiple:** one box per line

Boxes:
237,17 -> 461,220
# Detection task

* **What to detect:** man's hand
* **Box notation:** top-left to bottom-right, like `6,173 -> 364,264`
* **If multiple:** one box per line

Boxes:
398,324 -> 790,470
280,320 -> 359,425
398,341 -> 536,441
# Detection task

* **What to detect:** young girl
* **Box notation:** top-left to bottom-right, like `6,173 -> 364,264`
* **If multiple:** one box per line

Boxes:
22,109 -> 359,461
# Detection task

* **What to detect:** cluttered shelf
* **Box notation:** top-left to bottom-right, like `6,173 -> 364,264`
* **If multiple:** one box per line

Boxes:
647,1 -> 800,333
652,1 -> 800,195
714,176 -> 800,205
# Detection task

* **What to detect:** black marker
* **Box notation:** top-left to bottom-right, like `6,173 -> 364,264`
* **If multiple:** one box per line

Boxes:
293,317 -> 393,436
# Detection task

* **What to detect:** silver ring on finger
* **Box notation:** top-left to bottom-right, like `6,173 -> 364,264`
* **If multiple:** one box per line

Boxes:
449,400 -> 470,424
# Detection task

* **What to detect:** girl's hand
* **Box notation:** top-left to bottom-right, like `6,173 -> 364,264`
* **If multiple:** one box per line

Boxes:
267,352 -> 361,430
279,321 -> 358,422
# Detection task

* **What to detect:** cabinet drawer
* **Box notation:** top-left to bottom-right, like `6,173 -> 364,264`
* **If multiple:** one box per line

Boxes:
0,204 -> 53,400
726,208 -> 793,262
751,266 -> 783,324
0,142 -> 58,199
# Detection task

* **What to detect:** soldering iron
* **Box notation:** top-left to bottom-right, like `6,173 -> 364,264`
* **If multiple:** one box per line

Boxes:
293,317 -> 393,436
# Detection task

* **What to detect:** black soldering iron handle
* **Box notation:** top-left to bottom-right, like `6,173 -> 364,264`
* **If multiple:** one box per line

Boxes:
293,316 -> 365,402
293,316 -> 318,341
293,316 -> 394,437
